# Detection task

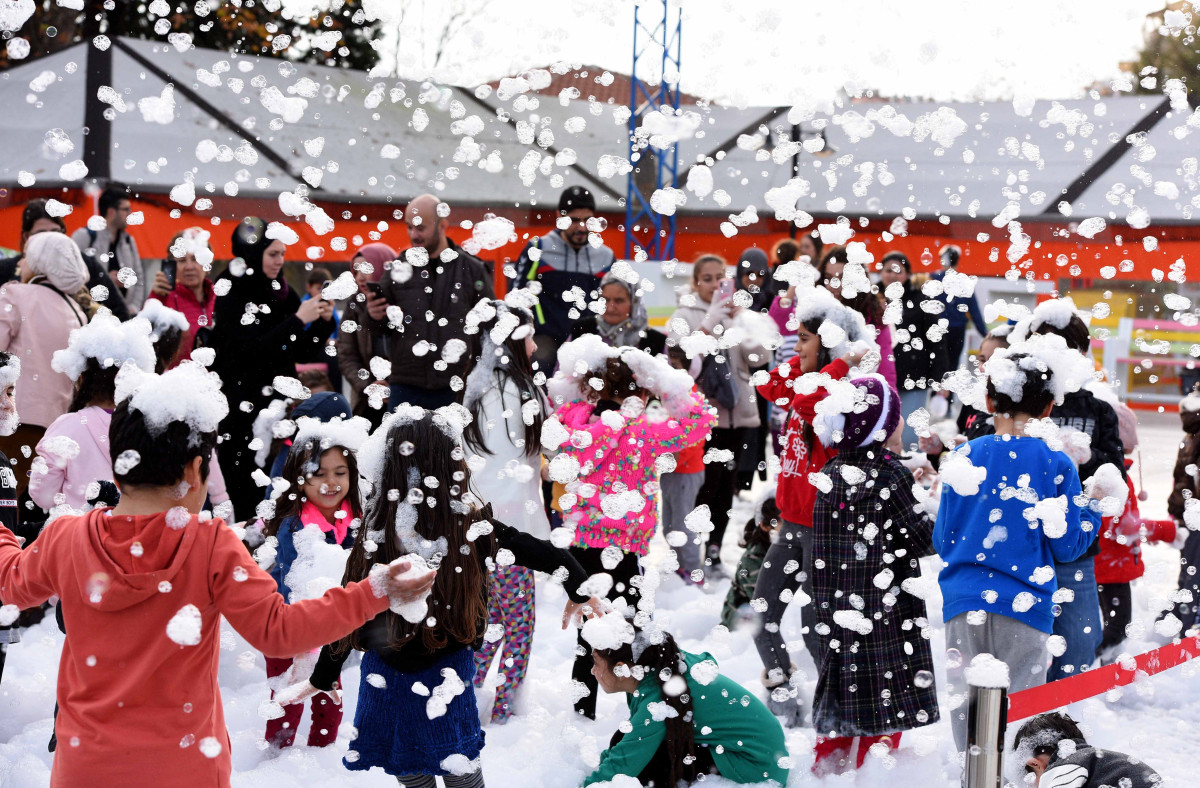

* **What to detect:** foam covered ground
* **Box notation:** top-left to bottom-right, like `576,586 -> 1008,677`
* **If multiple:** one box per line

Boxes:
1,412 -> 1194,787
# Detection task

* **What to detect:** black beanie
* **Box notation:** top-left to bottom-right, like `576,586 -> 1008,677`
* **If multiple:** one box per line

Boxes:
231,217 -> 271,270
558,186 -> 595,214
738,247 -> 770,275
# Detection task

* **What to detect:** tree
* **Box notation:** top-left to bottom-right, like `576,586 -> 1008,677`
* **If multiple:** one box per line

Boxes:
0,0 -> 381,71
1129,1 -> 1200,95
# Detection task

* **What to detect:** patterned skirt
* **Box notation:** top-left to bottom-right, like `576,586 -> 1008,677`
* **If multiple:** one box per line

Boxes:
344,646 -> 486,776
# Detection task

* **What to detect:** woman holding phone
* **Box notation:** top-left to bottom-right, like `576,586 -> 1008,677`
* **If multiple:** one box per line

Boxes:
667,253 -> 773,574
149,227 -> 217,366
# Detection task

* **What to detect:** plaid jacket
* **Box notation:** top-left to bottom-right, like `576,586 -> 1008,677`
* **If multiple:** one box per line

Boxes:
810,445 -> 940,737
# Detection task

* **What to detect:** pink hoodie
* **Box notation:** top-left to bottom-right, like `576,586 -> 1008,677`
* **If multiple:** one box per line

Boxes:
29,406 -> 229,514
30,406 -> 113,512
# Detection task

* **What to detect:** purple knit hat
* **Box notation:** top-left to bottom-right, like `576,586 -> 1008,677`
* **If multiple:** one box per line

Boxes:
814,374 -> 901,450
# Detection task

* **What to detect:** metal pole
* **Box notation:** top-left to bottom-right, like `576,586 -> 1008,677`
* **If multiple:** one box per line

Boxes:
963,684 -> 1007,788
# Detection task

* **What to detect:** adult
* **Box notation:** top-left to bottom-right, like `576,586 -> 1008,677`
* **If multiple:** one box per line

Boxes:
336,243 -> 395,425
511,186 -> 615,372
210,217 -> 335,519
818,245 -> 897,389
71,187 -> 145,313
736,247 -> 774,312
930,244 -> 986,372
567,270 -> 666,355
364,194 -> 493,410
879,251 -> 950,449
4,200 -> 128,320
668,254 -> 772,571
0,232 -> 89,494
148,227 -> 216,366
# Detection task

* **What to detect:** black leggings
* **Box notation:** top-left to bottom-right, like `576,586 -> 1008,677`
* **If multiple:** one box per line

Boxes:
695,427 -> 752,565
1097,582 -> 1132,658
608,728 -> 718,787
570,545 -> 641,719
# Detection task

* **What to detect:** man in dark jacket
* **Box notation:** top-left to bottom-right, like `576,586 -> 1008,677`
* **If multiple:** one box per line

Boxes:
510,186 -> 614,372
930,245 -> 986,371
365,194 -> 493,409
1014,712 -> 1162,788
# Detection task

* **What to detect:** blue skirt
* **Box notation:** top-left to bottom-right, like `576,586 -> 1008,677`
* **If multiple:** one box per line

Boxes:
345,646 -> 485,776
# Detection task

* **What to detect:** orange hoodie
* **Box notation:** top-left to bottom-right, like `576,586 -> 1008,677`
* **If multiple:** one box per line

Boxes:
0,508 -> 388,788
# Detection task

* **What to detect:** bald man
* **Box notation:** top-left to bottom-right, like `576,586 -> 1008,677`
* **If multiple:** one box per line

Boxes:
366,194 -> 494,409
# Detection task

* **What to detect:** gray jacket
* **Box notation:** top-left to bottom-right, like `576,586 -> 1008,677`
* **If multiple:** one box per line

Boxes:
71,225 -> 145,311
668,291 -> 770,430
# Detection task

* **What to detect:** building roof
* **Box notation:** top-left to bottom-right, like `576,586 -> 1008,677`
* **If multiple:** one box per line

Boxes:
1,37 -> 1197,231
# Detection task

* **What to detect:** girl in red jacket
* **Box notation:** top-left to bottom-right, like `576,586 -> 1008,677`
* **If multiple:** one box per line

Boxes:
752,285 -> 874,725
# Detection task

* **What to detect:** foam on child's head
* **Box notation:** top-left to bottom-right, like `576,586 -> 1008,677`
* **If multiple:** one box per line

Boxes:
292,414 -> 372,455
51,312 -> 157,382
134,299 -> 189,342
789,284 -> 876,358
985,333 -> 1093,408
0,354 -> 20,388
114,361 -> 229,445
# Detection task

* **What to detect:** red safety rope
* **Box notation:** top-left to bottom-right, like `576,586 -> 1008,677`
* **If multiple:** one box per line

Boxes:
1007,633 -> 1200,722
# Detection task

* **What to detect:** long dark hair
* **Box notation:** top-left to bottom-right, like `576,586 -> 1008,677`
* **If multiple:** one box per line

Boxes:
339,414 -> 489,654
150,327 -> 184,373
262,438 -> 363,539
588,357 -> 644,403
799,316 -> 834,450
594,629 -> 698,788
820,245 -> 882,327
461,303 -> 546,459
68,359 -> 118,413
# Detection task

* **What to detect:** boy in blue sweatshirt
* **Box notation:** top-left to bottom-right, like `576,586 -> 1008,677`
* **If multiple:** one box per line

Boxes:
934,349 -> 1099,752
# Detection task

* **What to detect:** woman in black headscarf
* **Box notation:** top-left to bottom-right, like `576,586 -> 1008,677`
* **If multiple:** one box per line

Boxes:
210,218 -> 335,518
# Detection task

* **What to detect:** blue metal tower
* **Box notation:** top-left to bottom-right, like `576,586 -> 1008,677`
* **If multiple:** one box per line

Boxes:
626,0 -> 682,261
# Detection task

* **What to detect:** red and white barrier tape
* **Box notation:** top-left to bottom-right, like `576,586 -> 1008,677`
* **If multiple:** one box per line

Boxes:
1007,634 -> 1200,722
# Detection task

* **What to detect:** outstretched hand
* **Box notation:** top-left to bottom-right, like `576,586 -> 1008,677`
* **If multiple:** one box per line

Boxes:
386,558 -> 437,604
273,680 -> 342,708
562,596 -> 606,629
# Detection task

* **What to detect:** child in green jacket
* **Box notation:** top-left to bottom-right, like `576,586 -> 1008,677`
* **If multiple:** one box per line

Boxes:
583,617 -> 790,786
720,486 -> 778,630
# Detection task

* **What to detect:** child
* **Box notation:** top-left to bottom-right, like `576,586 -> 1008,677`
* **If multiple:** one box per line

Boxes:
136,298 -> 191,373
660,345 -> 709,584
934,337 -> 1097,752
0,352 -> 21,681
545,334 -> 716,719
1012,712 -> 1162,788
461,298 -> 552,722
1167,387 -> 1200,632
29,312 -> 156,514
298,406 -> 595,787
259,415 -> 371,748
809,374 -> 939,773
1094,403 -> 1176,659
584,617 -> 789,786
1011,299 -> 1126,680
751,283 -> 873,724
720,485 -> 778,630
0,361 -> 434,788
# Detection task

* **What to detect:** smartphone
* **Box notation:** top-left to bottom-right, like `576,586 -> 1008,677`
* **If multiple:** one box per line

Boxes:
161,257 -> 177,289
366,282 -> 385,299
717,277 -> 734,301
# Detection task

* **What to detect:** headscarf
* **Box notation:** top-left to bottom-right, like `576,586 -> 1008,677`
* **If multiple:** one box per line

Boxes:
353,242 -> 395,283
24,232 -> 87,293
595,272 -> 649,348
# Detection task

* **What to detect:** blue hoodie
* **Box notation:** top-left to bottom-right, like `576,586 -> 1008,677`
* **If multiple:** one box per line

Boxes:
934,435 -> 1096,633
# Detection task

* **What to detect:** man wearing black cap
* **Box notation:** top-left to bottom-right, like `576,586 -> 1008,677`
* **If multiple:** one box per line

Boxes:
930,244 -> 986,371
511,185 -> 615,371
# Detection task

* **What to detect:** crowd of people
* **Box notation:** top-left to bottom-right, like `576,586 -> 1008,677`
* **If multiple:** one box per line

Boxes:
0,183 -> 1186,788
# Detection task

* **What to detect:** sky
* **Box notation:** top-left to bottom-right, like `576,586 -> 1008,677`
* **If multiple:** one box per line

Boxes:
323,0 -> 1171,107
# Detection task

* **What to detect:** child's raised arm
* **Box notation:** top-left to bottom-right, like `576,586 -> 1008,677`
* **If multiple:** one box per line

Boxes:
208,523 -> 430,659
0,520 -> 61,610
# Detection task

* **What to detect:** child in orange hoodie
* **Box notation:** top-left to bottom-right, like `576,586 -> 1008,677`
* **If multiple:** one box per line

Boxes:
0,361 -> 434,788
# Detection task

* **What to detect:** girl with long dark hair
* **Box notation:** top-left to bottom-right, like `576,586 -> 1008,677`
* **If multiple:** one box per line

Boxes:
461,299 -> 550,722
752,285 -> 873,726
818,245 -> 897,389
583,619 -> 789,786
296,407 -> 595,786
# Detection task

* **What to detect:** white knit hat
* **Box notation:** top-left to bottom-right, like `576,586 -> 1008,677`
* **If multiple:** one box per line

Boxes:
24,232 -> 87,293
